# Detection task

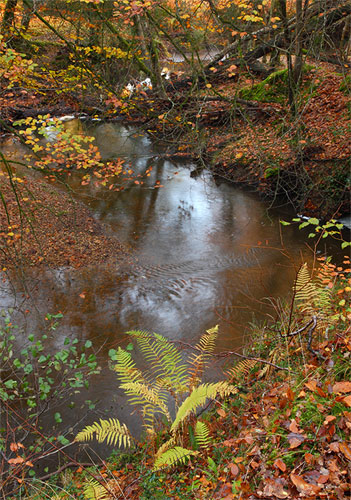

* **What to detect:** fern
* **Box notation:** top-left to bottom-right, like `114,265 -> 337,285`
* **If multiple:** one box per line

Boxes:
225,359 -> 256,382
75,418 -> 132,448
113,347 -> 147,385
83,479 -> 110,500
153,446 -> 198,470
171,381 -> 237,433
127,330 -> 188,391
120,381 -> 171,422
187,325 -> 218,388
195,421 -> 211,449
294,263 -> 331,317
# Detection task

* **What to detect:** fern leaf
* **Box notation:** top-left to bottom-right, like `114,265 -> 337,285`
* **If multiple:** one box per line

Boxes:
225,359 -> 256,382
187,325 -> 218,387
155,436 -> 176,459
75,418 -> 132,448
83,479 -> 110,500
153,446 -> 198,470
171,382 -> 237,433
113,347 -> 147,386
120,382 -> 171,421
294,263 -> 317,315
126,330 -> 188,389
195,421 -> 211,449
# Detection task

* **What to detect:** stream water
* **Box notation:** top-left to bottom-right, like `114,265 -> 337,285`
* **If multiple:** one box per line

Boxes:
0,120 -> 331,460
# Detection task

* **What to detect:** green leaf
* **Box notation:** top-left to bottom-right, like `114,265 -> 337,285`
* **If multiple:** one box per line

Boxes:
308,218 -> 319,225
84,340 -> 92,349
341,241 -> 351,249
280,220 -> 290,226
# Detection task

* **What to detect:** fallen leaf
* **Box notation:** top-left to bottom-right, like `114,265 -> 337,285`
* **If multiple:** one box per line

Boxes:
290,473 -> 321,496
339,441 -> 351,461
263,478 -> 289,498
274,458 -> 287,472
342,395 -> 351,407
229,463 -> 239,478
323,415 -> 336,425
288,432 -> 305,449
217,408 -> 226,418
333,381 -> 351,393
289,419 -> 299,433
305,380 -> 318,392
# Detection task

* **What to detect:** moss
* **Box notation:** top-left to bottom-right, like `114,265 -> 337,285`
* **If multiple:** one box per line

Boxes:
240,65 -> 316,104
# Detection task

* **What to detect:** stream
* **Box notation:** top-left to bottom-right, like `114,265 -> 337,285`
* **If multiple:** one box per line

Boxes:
0,120 -> 333,460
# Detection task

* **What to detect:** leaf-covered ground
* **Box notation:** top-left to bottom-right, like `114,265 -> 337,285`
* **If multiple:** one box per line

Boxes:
0,174 -> 130,269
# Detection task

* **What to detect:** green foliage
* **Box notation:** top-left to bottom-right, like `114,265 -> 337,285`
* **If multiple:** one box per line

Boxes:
75,418 -> 132,448
83,478 -> 110,500
0,310 -> 100,478
195,421 -> 211,449
280,217 -> 350,249
76,326 -> 238,471
153,446 -> 198,471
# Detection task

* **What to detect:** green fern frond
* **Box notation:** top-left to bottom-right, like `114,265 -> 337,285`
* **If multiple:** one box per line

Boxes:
171,381 -> 237,433
75,418 -> 132,448
153,446 -> 198,471
83,479 -> 109,500
126,330 -> 188,389
120,382 -> 171,421
195,421 -> 211,449
155,436 -> 176,458
112,347 -> 147,386
225,359 -> 257,382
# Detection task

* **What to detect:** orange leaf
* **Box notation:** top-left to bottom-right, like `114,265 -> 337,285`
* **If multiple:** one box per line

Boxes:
289,419 -> 299,433
290,473 -> 321,496
343,395 -> 351,407
217,408 -> 226,418
333,381 -> 351,394
274,458 -> 286,472
8,457 -> 25,465
323,415 -> 336,426
229,463 -> 239,477
288,433 -> 305,449
339,442 -> 351,461
263,478 -> 289,498
304,380 -> 317,392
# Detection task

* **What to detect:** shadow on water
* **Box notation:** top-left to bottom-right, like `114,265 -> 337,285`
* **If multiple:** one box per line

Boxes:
0,120 -> 326,461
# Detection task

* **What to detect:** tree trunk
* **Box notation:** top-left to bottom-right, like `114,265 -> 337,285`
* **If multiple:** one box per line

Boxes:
1,0 -> 19,36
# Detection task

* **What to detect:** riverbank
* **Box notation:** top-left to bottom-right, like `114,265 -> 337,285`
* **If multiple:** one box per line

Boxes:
11,256 -> 351,499
0,173 -> 130,270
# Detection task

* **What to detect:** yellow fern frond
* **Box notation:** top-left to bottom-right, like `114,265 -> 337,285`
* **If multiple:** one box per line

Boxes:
294,263 -> 331,317
195,421 -> 211,449
187,325 -> 218,388
294,263 -> 317,315
153,446 -> 198,470
155,436 -> 176,459
120,382 -> 171,421
83,479 -> 110,500
171,381 -> 237,433
113,347 -> 147,386
225,359 -> 256,382
75,418 -> 132,448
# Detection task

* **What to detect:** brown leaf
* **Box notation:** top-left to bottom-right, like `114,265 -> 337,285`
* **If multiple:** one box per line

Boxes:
263,478 -> 289,498
290,473 -> 321,496
289,419 -> 299,433
8,456 -> 24,465
342,395 -> 351,407
304,380 -> 318,392
229,463 -> 239,478
323,415 -> 336,426
333,381 -> 351,394
339,441 -> 351,461
217,408 -> 226,418
329,442 -> 340,452
288,432 -> 305,449
274,458 -> 287,472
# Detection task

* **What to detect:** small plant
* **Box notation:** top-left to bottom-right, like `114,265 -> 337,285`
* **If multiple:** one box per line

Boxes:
0,310 -> 100,492
76,326 -> 238,471
281,216 -> 350,249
